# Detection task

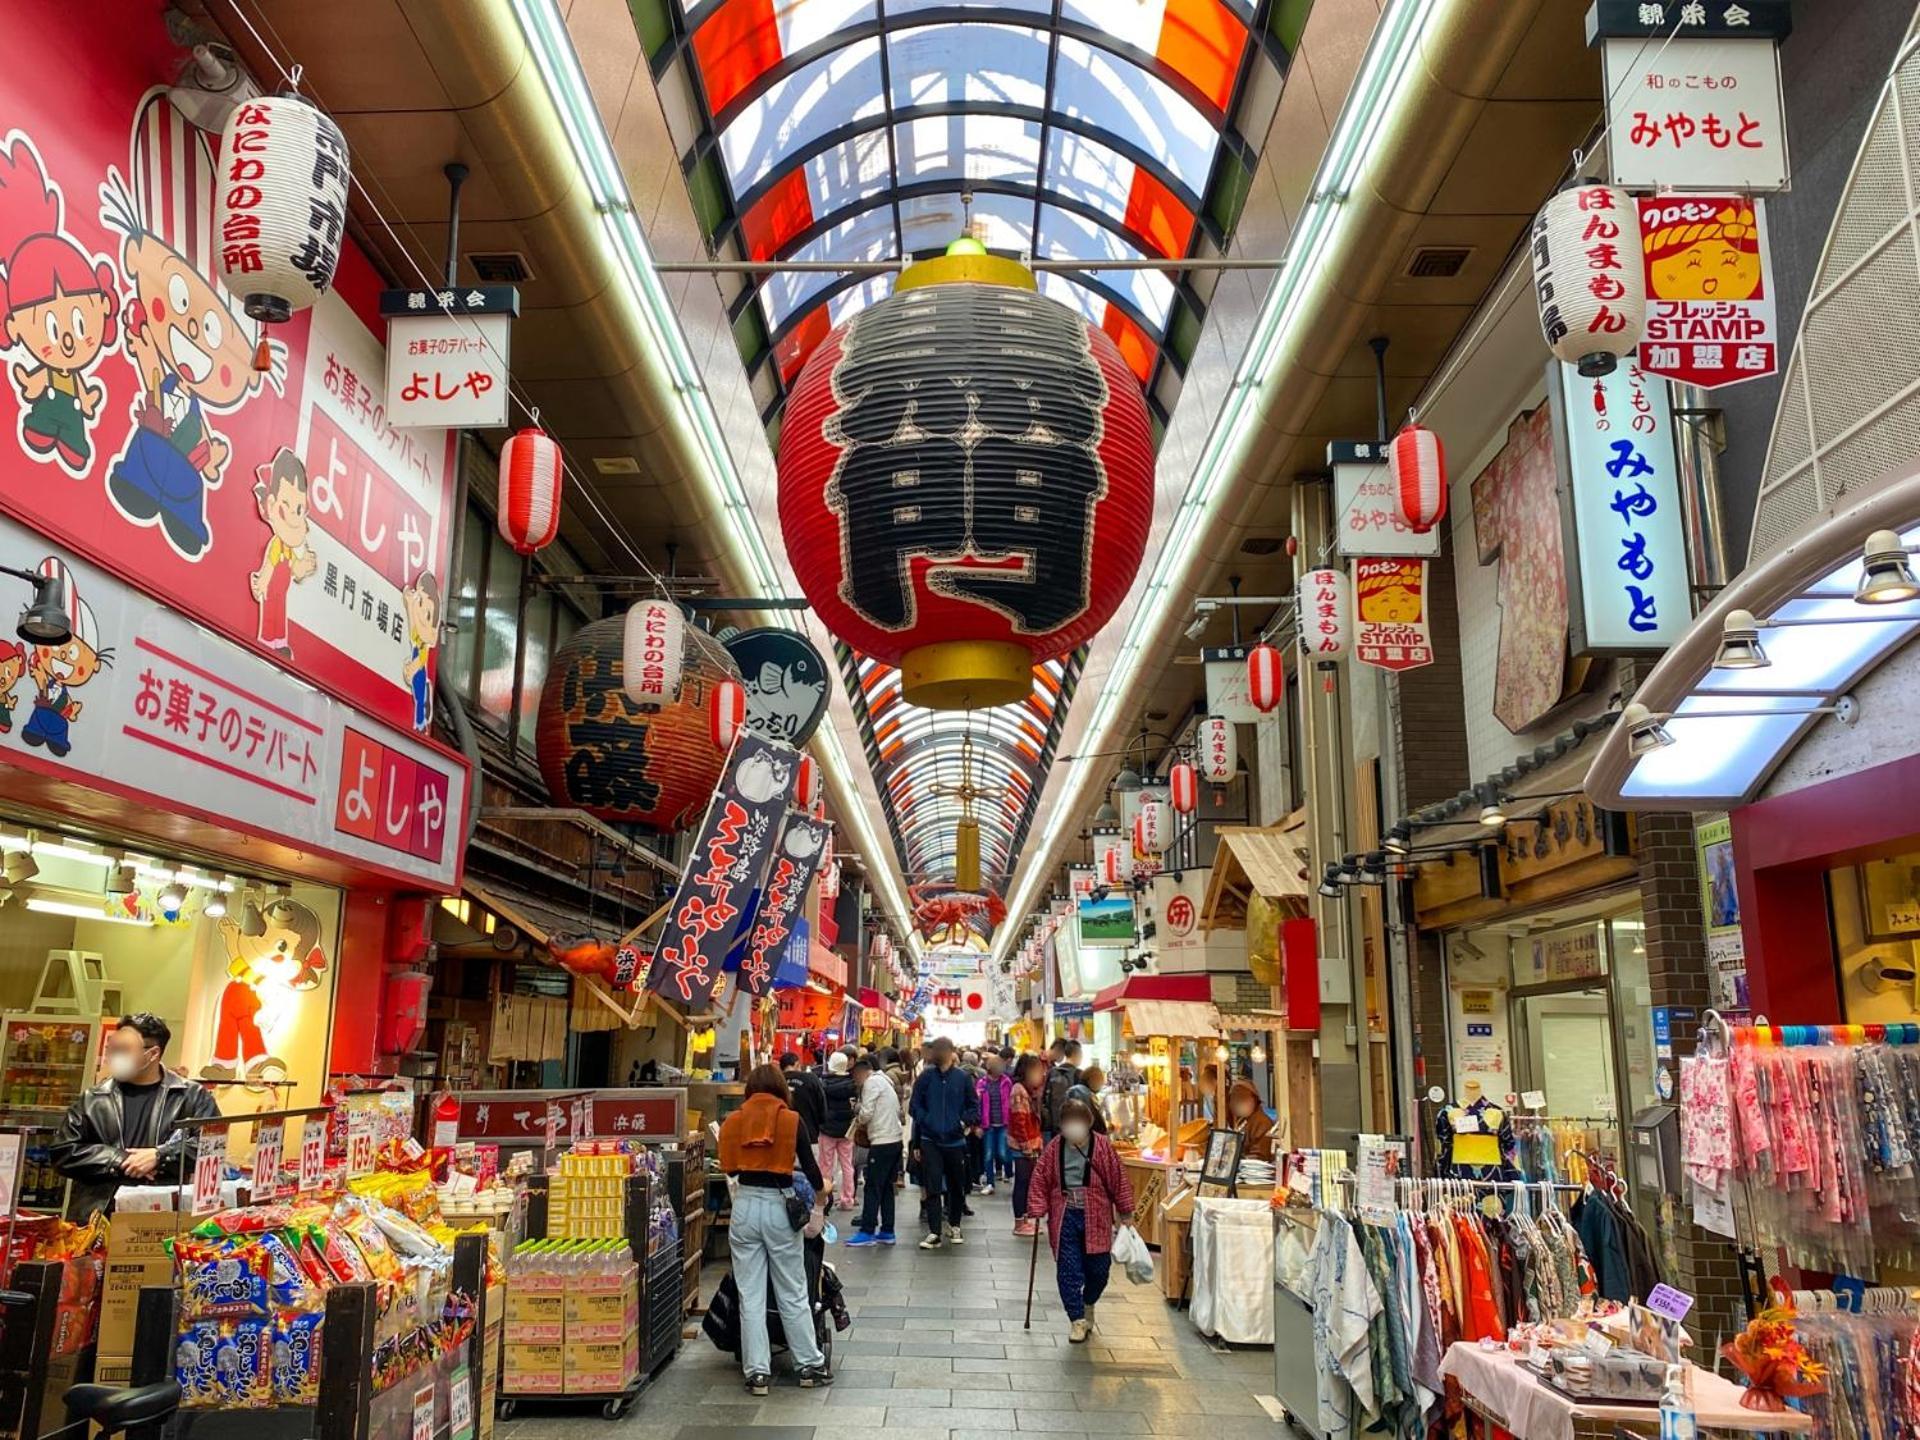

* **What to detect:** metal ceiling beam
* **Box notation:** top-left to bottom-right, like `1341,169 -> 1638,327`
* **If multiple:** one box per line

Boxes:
660,257 -> 1285,273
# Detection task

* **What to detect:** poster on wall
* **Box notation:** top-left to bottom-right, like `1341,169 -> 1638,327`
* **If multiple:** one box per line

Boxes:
1695,814 -> 1748,1012
0,4 -> 458,739
1352,557 -> 1434,673
1470,406 -> 1572,734
1637,196 -> 1778,389
1076,893 -> 1133,949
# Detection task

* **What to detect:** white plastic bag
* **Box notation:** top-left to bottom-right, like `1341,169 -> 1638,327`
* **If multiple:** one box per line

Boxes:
1112,1223 -> 1155,1285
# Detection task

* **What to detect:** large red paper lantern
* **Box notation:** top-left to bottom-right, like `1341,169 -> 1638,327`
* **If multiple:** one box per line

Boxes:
536,618 -> 740,831
1388,423 -> 1447,535
1246,642 -> 1283,714
498,427 -> 563,555
1168,761 -> 1198,815
777,245 -> 1154,709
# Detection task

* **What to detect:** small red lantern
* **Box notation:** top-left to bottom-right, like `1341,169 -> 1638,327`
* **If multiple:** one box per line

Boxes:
498,427 -> 563,555
1247,642 -> 1283,714
1099,834 -> 1126,888
795,753 -> 823,809
1388,422 -> 1447,535
710,678 -> 746,753
1169,761 -> 1198,815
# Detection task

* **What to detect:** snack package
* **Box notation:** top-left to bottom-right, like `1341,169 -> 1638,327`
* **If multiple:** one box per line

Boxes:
215,1317 -> 275,1409
312,1223 -> 373,1285
175,1319 -> 225,1408
173,1237 -> 271,1318
271,1309 -> 324,1405
194,1206 -> 294,1238
370,1205 -> 439,1257
256,1231 -> 319,1310
342,1209 -> 403,1282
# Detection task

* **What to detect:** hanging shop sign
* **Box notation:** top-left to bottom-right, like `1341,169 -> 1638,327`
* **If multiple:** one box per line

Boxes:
0,522 -> 466,887
1201,645 -> 1264,724
737,810 -> 832,998
722,627 -> 831,744
1151,867 -> 1208,957
1068,865 -> 1097,901
1531,185 -> 1646,376
1297,567 -> 1352,662
1637,195 -> 1778,389
380,287 -> 518,431
1330,441 -> 1442,558
1586,1 -> 1792,40
644,730 -> 799,1008
777,254 -> 1153,709
1352,557 -> 1434,673
1551,360 -> 1690,653
0,40 -> 459,740
1602,37 -> 1789,192
536,616 -> 740,831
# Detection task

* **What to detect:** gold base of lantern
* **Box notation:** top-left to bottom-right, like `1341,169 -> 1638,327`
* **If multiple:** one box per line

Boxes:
900,641 -> 1031,709
895,251 -> 1037,293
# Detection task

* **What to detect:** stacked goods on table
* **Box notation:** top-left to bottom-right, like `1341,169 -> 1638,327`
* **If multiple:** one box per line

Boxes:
544,1143 -> 679,1256
1,1213 -> 107,1358
502,1242 -> 638,1395
437,1143 -> 523,1232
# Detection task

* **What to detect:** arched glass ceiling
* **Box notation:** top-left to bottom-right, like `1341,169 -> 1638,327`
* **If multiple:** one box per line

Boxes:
657,0 -> 1286,425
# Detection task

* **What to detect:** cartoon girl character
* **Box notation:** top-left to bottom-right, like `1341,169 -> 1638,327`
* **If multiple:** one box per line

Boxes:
249,448 -> 317,652
20,558 -> 109,760
0,134 -> 118,474
205,892 -> 327,1085
400,572 -> 439,732
1643,202 -> 1763,302
98,97 -> 284,560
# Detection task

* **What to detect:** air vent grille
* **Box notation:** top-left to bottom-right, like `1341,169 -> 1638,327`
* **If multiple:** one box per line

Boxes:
1406,246 -> 1471,278
470,251 -> 532,283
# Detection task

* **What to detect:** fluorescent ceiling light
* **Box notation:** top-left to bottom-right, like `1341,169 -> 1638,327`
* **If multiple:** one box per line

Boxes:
26,898 -> 152,927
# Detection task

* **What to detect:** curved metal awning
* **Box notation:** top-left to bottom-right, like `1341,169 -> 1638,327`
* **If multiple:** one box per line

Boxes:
659,0 -> 1269,420
1585,467 -> 1920,812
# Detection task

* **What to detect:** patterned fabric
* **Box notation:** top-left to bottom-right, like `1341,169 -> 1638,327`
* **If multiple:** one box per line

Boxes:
1306,1212 -> 1379,1434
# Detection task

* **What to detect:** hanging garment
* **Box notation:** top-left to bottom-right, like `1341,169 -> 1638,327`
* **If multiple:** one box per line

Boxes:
1305,1211 -> 1381,1436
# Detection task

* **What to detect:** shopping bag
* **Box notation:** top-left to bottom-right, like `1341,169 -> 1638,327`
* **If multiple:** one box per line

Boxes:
1113,1223 -> 1155,1285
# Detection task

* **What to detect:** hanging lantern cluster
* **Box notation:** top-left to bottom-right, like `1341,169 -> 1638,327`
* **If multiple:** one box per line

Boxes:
620,597 -> 683,708
1196,716 -> 1237,785
1134,798 -> 1171,857
1387,422 -> 1447,535
1168,760 -> 1199,815
1298,567 -> 1352,665
1246,641 -> 1283,715
212,88 -> 351,360
777,241 -> 1155,710
1531,182 -> 1646,377
497,427 -> 563,555
709,679 -> 746,753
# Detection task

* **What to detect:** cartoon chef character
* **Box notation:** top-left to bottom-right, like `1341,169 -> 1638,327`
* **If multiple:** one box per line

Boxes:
204,891 -> 327,1085
20,558 -> 109,760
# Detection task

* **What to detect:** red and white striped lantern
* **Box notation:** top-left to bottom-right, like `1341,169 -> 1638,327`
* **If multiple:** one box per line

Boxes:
1246,642 -> 1283,714
709,678 -> 746,752
795,753 -> 823,810
498,427 -> 563,555
1168,760 -> 1198,815
1096,829 -> 1127,887
1388,423 -> 1447,535
1197,716 -> 1237,785
1135,798 -> 1171,856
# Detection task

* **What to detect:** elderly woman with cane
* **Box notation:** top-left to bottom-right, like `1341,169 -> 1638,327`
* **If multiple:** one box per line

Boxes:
1022,1097 -> 1134,1342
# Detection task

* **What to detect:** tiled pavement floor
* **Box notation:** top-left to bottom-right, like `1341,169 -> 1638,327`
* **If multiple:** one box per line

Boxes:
507,1184 -> 1282,1440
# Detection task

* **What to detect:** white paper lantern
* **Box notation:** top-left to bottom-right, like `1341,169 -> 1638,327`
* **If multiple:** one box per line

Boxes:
1135,799 -> 1171,856
1387,423 -> 1447,535
621,599 -> 684,709
213,93 -> 351,324
1197,716 -> 1237,785
1298,568 -> 1352,662
1531,183 -> 1645,377
1246,642 -> 1283,714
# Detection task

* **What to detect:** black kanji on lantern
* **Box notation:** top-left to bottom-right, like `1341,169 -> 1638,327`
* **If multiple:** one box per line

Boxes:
557,650 -> 663,816
825,285 -> 1111,636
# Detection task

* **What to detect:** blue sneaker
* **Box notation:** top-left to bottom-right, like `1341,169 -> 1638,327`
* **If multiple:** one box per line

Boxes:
876,1230 -> 897,1246
844,1230 -> 877,1247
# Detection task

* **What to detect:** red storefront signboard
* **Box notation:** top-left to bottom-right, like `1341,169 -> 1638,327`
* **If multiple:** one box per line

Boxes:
456,1091 -> 682,1144
0,1 -> 457,740
1636,194 -> 1778,390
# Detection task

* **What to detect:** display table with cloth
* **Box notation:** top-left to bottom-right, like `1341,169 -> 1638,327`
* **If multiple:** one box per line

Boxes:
1439,1344 -> 1812,1440
1188,1196 -> 1275,1343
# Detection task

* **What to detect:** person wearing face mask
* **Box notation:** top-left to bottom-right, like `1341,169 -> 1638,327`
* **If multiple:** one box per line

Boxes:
1226,1079 -> 1276,1161
1025,1098 -> 1134,1343
51,1012 -> 219,1219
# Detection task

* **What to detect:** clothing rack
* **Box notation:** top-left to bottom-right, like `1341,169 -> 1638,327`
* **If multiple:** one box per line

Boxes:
1788,1285 -> 1919,1315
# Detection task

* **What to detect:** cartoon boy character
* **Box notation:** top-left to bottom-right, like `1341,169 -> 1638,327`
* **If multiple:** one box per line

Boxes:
20,558 -> 108,760
205,891 -> 328,1085
400,572 -> 439,733
249,447 -> 317,652
0,134 -> 118,474
0,642 -> 24,733
1643,202 -> 1763,302
97,112 -> 284,560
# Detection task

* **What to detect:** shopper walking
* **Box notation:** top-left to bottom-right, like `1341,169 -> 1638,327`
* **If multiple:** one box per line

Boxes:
909,1037 -> 979,1248
843,1055 -> 904,1247
1040,1039 -> 1081,1143
1026,1098 -> 1135,1343
976,1052 -> 1015,1192
818,1051 -> 858,1211
1008,1052 -> 1045,1237
718,1064 -> 834,1394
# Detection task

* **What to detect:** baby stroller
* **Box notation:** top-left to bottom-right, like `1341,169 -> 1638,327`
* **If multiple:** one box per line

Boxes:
702,1229 -> 847,1371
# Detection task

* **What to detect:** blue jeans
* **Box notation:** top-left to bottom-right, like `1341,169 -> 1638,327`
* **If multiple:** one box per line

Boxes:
982,1125 -> 1012,1180
729,1186 -> 824,1377
1054,1207 -> 1111,1321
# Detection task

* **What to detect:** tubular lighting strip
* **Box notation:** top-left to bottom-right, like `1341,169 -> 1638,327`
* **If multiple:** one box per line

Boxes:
513,0 -> 918,956
995,0 -> 1442,964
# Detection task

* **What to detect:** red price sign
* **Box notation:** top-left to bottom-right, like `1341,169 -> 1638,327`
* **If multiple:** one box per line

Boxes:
192,1125 -> 229,1216
346,1108 -> 376,1178
569,1098 -> 585,1142
298,1121 -> 326,1193
251,1120 -> 284,1201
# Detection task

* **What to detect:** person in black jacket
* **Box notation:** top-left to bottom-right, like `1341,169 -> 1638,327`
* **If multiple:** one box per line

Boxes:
1040,1040 -> 1082,1143
818,1052 -> 858,1211
51,1013 -> 220,1219
908,1037 -> 979,1249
